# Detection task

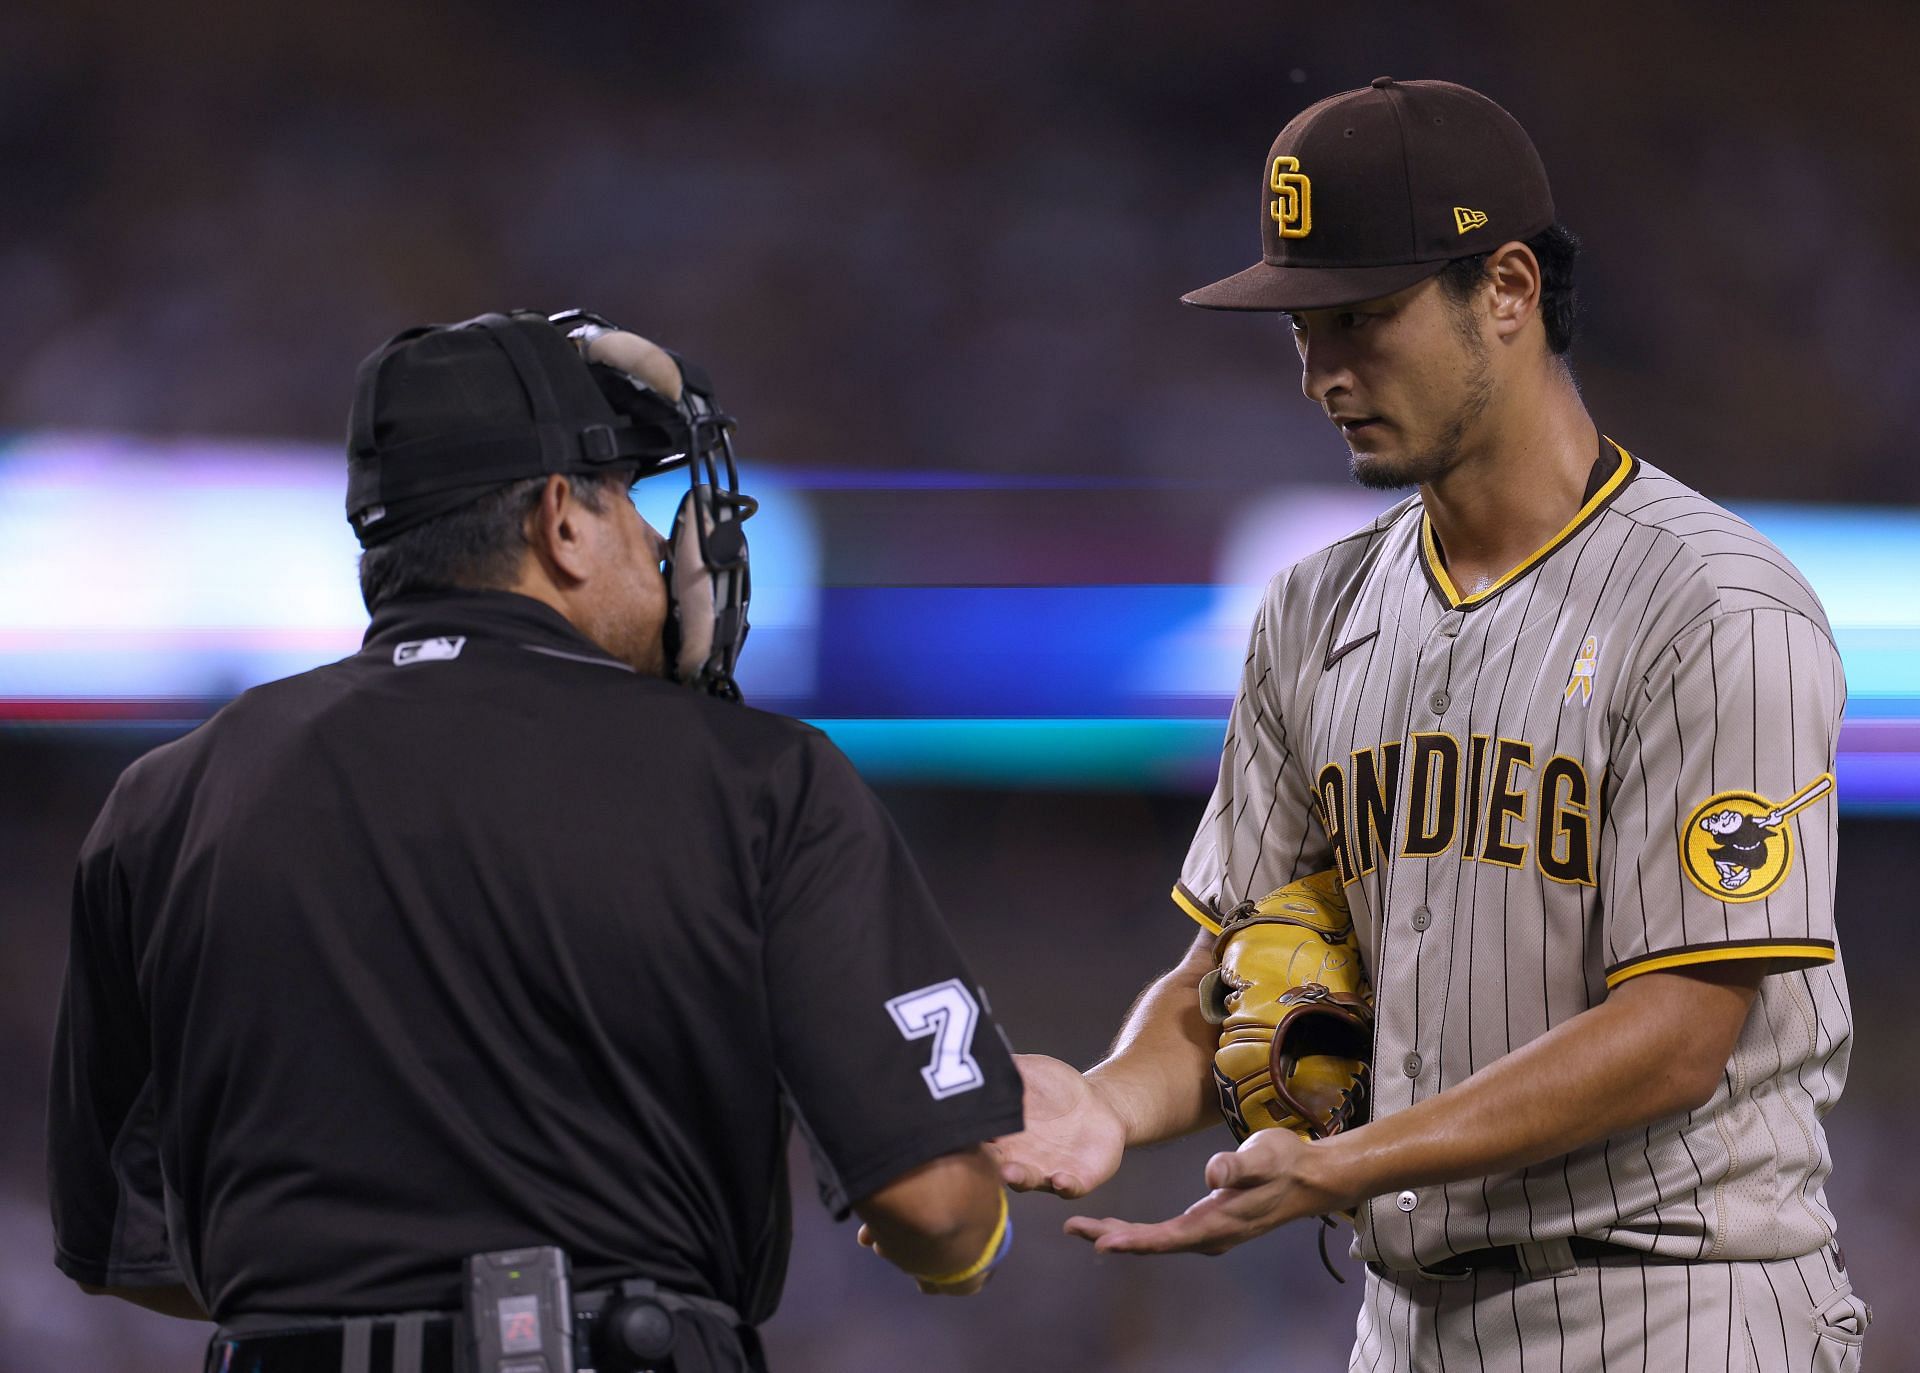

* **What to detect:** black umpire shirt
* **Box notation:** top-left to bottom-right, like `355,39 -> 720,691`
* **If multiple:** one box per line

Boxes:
47,590 -> 1023,1322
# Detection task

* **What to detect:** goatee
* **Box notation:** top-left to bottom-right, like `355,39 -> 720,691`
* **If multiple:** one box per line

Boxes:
1347,328 -> 1494,492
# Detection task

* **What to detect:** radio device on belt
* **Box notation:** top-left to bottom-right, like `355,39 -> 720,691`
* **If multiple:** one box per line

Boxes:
465,1247 -> 575,1373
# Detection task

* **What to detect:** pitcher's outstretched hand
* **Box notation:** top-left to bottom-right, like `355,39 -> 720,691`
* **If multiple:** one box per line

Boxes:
1065,1129 -> 1356,1255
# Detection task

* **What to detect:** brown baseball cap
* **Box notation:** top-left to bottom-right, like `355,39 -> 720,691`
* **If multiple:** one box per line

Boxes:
1183,77 -> 1554,312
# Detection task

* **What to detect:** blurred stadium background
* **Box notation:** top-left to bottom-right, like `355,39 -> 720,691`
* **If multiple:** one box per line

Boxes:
6,1 -> 1917,1368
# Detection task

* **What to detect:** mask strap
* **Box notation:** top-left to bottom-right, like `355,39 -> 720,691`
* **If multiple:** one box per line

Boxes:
482,317 -> 575,474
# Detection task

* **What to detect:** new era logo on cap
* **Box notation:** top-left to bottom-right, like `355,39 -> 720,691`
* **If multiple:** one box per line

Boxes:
1453,206 -> 1489,234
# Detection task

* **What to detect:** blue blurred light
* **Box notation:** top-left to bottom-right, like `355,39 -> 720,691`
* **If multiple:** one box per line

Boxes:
2,437 -> 1916,809
0,433 -> 818,701
806,586 -> 1221,718
808,718 -> 1225,790
1831,753 -> 1920,811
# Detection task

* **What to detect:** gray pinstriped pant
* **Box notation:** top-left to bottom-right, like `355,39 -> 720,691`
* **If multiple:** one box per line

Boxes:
1350,1245 -> 1867,1372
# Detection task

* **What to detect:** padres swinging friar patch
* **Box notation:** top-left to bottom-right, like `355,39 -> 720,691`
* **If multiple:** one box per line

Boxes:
1681,772 -> 1835,902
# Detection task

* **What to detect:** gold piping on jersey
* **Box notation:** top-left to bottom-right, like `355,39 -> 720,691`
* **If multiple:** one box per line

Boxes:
1419,439 -> 1638,611
1172,882 -> 1224,934
1604,938 -> 1836,988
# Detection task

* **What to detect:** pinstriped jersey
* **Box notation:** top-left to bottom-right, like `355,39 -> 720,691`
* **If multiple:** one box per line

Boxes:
1174,441 -> 1852,1270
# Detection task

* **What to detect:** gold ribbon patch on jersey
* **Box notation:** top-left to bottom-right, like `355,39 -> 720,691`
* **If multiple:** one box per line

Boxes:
1680,773 -> 1834,902
1563,635 -> 1599,706
1270,157 -> 1311,238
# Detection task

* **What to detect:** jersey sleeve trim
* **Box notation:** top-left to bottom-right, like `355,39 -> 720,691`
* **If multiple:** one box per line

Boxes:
1604,937 -> 1836,988
1171,882 -> 1223,934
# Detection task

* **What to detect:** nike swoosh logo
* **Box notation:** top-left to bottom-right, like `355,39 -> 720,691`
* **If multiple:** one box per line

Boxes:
1323,630 -> 1380,670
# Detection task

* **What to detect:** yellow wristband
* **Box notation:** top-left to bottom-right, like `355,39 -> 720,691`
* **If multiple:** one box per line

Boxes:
914,1189 -> 1012,1288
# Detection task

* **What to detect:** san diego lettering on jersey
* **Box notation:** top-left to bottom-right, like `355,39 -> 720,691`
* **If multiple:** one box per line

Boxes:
1313,734 -> 1594,888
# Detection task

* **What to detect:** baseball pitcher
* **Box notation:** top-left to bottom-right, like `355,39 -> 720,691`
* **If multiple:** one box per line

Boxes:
991,77 -> 1866,1372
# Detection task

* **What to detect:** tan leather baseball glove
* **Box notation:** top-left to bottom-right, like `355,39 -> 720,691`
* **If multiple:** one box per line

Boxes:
1198,869 -> 1373,1143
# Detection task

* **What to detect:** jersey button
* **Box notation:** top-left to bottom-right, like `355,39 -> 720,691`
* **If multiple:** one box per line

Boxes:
1396,1190 -> 1418,1212
1402,1052 -> 1422,1077
1438,614 -> 1463,638
1428,690 -> 1450,714
1409,906 -> 1432,931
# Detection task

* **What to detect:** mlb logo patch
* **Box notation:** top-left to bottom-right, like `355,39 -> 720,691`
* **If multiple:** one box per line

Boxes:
393,636 -> 467,666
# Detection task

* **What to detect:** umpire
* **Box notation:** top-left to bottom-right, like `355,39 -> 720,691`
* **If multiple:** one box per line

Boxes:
46,311 -> 1023,1373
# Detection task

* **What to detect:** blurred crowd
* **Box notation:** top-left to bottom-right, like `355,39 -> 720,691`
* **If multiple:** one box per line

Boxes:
5,0 -> 1919,499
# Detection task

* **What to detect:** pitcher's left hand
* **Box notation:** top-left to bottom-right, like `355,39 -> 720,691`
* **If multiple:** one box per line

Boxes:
1064,1129 -> 1359,1255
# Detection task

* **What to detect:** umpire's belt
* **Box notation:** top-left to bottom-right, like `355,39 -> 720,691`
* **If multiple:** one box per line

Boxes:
205,1281 -> 764,1373
1369,1236 -> 1672,1284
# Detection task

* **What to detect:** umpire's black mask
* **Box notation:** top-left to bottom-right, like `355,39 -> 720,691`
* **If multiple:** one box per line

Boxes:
346,310 -> 757,699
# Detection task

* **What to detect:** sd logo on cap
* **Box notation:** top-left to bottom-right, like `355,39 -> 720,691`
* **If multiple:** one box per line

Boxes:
1185,77 -> 1554,313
